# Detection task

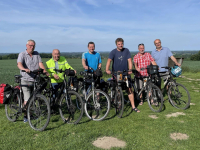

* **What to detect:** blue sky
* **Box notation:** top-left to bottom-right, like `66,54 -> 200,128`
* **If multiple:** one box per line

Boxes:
0,0 -> 200,53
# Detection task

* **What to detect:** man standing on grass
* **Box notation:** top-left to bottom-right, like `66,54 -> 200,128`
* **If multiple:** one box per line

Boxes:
151,39 -> 181,88
106,38 -> 140,112
46,49 -> 76,108
82,41 -> 102,71
134,43 -> 157,105
17,39 -> 48,123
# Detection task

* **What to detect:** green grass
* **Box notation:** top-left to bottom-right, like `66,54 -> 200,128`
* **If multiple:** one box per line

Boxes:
0,59 -> 200,149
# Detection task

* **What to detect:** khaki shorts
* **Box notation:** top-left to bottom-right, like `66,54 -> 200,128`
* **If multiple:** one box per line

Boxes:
21,80 -> 34,101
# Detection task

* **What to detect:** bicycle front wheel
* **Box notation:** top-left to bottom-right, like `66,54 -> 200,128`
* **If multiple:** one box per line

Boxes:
59,90 -> 84,124
5,93 -> 20,122
147,84 -> 164,112
115,87 -> 124,118
27,94 -> 50,131
168,82 -> 190,109
85,89 -> 110,121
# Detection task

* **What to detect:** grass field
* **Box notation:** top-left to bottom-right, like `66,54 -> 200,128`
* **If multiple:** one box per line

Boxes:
0,59 -> 200,149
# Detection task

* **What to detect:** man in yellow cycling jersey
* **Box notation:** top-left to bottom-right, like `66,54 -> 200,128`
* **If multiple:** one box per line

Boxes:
46,49 -> 76,105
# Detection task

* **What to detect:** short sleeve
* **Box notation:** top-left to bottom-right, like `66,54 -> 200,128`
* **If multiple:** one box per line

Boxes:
148,53 -> 155,62
17,52 -> 24,63
82,52 -> 86,59
133,55 -> 138,63
126,49 -> 131,59
38,54 -> 42,63
108,50 -> 114,60
98,53 -> 102,63
167,48 -> 173,57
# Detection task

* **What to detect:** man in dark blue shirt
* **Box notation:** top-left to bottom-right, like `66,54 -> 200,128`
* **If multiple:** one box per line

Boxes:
106,38 -> 140,112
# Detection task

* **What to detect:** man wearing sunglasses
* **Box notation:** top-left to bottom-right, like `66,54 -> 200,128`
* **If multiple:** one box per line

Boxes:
151,39 -> 181,88
133,43 -> 157,105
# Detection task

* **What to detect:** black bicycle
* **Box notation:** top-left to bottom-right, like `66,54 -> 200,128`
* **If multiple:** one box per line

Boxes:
5,69 -> 50,131
78,67 -> 110,121
106,70 -> 130,118
131,66 -> 164,112
42,68 -> 84,124
159,66 -> 190,109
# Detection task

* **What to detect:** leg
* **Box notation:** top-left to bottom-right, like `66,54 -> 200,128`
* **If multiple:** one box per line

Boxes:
127,88 -> 140,112
21,80 -> 33,122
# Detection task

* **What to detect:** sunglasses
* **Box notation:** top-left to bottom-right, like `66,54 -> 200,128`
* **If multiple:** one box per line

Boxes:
138,43 -> 144,47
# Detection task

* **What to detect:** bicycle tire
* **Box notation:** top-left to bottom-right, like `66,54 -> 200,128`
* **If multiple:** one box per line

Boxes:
84,89 -> 110,121
115,87 -> 124,118
147,84 -> 164,112
168,82 -> 190,109
27,94 -> 50,131
5,93 -> 20,122
59,90 -> 84,124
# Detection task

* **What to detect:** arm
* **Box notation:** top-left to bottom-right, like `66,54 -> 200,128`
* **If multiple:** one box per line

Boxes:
127,58 -> 132,74
17,62 -> 30,73
98,63 -> 102,68
106,58 -> 112,74
170,56 -> 181,66
82,58 -> 88,70
39,62 -> 49,76
151,61 -> 157,65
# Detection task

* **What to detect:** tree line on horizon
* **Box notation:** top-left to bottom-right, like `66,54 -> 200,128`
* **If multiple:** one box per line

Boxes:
0,51 -> 200,61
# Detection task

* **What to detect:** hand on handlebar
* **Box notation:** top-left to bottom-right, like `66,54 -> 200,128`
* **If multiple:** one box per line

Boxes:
106,70 -> 111,75
84,66 -> 89,70
53,74 -> 60,80
24,69 -> 30,73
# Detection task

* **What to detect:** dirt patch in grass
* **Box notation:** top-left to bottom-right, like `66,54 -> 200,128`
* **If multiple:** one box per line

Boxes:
179,120 -> 184,123
190,103 -> 195,105
194,90 -> 199,92
149,115 -> 158,119
170,133 -> 189,140
92,136 -> 126,149
166,112 -> 185,118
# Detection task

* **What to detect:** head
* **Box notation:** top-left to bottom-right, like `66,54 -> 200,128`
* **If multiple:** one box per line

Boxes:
115,38 -> 124,51
88,42 -> 95,54
26,39 -> 36,54
52,49 -> 60,61
154,39 -> 162,49
138,43 -> 145,54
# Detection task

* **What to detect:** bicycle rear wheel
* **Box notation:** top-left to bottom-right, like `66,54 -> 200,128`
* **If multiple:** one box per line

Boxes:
5,93 -> 20,122
59,90 -> 84,124
147,84 -> 164,112
84,89 -> 110,121
168,82 -> 190,109
115,87 -> 124,118
28,94 -> 50,131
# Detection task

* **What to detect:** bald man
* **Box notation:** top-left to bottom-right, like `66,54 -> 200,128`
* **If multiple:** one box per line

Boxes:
46,49 -> 76,106
151,39 -> 181,88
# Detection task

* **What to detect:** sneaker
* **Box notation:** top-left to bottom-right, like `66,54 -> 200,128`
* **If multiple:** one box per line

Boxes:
24,117 -> 28,123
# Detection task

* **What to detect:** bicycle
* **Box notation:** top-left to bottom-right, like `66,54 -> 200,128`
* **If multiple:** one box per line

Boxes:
131,66 -> 164,112
78,67 -> 110,121
106,70 -> 131,118
42,68 -> 84,124
5,69 -> 50,131
159,66 -> 190,109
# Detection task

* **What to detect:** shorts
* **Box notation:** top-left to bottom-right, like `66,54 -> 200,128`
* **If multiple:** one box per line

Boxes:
21,80 -> 34,101
156,72 -> 170,87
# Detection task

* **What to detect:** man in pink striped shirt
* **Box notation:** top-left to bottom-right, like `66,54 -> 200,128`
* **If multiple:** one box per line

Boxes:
133,43 -> 157,105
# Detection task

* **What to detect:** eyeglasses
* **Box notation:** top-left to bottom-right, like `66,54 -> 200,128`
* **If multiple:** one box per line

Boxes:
138,43 -> 144,47
28,45 -> 35,47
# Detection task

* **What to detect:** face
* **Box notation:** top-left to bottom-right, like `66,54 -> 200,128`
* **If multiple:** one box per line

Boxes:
138,45 -> 145,54
52,49 -> 60,61
154,39 -> 162,49
26,41 -> 35,54
88,44 -> 95,54
116,41 -> 124,51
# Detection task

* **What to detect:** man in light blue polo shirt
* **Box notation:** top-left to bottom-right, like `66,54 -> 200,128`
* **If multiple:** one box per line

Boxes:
82,41 -> 102,71
151,39 -> 181,87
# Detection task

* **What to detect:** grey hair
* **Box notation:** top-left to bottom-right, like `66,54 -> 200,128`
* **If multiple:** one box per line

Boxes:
27,39 -> 36,45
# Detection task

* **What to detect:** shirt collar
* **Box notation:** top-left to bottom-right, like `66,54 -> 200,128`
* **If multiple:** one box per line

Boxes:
156,47 -> 163,51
